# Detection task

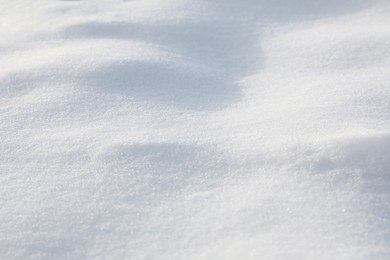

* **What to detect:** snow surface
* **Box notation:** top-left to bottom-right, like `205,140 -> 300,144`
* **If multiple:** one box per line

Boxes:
1,0 -> 390,259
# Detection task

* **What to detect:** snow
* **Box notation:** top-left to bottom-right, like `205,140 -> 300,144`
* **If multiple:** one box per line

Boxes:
1,0 -> 390,259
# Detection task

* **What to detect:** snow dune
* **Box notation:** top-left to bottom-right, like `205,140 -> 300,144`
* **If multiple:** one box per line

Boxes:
1,0 -> 390,259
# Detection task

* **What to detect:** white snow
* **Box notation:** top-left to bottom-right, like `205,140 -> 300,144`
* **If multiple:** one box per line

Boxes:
1,0 -> 390,259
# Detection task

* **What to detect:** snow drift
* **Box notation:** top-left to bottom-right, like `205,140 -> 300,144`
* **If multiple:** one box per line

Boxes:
1,0 -> 390,259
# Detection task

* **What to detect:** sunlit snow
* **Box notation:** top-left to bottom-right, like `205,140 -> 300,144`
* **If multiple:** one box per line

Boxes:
1,0 -> 390,259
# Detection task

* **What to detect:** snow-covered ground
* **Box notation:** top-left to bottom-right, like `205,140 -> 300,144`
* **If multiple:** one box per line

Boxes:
1,0 -> 390,259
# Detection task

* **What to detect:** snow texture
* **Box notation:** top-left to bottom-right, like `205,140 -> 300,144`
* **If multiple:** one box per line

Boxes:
1,0 -> 390,259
